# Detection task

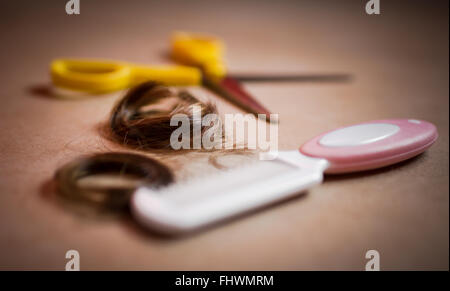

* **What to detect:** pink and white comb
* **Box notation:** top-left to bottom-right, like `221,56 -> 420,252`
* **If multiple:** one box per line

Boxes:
132,119 -> 438,234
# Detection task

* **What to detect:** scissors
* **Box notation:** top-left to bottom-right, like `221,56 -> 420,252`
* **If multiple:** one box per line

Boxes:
51,32 -> 350,120
51,32 -> 274,119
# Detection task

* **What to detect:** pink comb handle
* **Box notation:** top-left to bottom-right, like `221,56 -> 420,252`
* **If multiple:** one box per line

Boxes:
300,119 -> 438,174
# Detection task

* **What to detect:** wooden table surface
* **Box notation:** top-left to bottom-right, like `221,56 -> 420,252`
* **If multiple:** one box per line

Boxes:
0,0 -> 448,270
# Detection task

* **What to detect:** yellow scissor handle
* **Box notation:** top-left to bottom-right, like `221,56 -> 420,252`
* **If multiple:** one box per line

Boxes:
50,59 -> 202,94
171,32 -> 227,81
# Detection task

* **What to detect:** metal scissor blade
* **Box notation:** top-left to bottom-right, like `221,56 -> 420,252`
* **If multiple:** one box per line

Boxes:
231,73 -> 353,83
202,76 -> 274,123
220,76 -> 272,116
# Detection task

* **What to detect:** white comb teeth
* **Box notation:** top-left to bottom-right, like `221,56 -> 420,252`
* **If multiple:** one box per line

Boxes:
131,151 -> 326,234
149,159 -> 294,205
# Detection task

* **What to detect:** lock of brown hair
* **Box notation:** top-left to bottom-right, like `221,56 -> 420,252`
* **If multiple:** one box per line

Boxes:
109,81 -> 220,150
55,152 -> 174,212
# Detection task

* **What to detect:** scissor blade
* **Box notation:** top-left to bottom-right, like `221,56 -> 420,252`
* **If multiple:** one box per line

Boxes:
221,76 -> 272,116
231,73 -> 352,83
202,76 -> 274,123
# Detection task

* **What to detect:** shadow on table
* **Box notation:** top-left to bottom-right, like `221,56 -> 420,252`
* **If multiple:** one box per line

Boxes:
27,83 -> 118,100
323,153 -> 426,183
28,84 -> 54,99
39,176 -> 309,241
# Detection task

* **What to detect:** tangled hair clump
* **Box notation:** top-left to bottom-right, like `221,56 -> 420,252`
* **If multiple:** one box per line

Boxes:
110,81 -> 220,150
55,152 -> 174,212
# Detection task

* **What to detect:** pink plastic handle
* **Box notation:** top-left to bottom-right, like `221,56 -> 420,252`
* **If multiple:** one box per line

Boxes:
300,119 -> 438,174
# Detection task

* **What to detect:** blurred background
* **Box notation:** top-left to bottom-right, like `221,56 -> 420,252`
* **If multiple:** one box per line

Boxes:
0,0 -> 448,270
